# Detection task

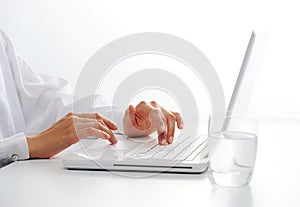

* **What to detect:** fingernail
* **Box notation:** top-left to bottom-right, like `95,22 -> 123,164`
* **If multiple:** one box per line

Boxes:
160,124 -> 165,131
110,136 -> 118,144
180,123 -> 184,129
168,136 -> 173,144
105,134 -> 111,139
161,139 -> 167,145
112,139 -> 118,144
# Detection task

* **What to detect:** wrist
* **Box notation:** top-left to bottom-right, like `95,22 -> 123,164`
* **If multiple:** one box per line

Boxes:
26,135 -> 41,158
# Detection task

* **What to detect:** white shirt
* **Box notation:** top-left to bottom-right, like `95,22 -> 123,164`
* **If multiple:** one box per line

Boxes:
0,29 -> 122,167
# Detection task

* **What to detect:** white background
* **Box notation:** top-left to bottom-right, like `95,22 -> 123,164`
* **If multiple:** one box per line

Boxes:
0,0 -> 299,120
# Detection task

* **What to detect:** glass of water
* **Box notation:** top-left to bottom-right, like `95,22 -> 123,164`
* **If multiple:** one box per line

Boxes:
208,115 -> 258,187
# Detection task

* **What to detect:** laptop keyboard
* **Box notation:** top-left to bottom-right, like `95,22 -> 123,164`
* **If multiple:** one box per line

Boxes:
127,135 -> 208,161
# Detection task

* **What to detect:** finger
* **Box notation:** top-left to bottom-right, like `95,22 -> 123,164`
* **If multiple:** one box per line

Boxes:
73,116 -> 118,131
165,113 -> 175,144
78,127 -> 111,140
72,116 -> 99,124
158,133 -> 163,145
136,101 -> 147,108
128,105 -> 138,128
155,116 -> 167,145
148,109 -> 167,144
97,115 -> 118,130
148,108 -> 164,130
135,103 -> 155,131
72,112 -> 99,119
73,113 -> 118,130
158,132 -> 167,145
98,123 -> 117,144
150,101 -> 159,107
73,117 -> 106,130
76,122 -> 100,130
156,108 -> 174,144
172,112 -> 184,129
76,121 -> 107,130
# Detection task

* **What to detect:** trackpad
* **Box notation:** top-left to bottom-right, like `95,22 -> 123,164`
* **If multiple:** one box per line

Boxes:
72,135 -> 154,161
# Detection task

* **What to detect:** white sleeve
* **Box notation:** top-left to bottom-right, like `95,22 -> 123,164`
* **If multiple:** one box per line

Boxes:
0,133 -> 29,167
0,29 -> 124,134
0,29 -> 125,169
16,56 -> 125,134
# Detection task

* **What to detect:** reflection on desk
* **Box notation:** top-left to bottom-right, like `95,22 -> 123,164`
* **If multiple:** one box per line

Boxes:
210,185 -> 253,207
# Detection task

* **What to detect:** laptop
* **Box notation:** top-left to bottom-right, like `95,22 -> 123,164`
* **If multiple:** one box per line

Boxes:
62,31 -> 256,173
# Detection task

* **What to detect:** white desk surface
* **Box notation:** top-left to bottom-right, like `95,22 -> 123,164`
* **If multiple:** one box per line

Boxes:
1,118 -> 300,207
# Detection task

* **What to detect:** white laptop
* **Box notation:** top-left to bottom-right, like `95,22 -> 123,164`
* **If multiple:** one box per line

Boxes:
62,32 -> 256,173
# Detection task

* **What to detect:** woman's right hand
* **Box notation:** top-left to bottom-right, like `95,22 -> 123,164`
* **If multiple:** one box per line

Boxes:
26,112 -> 118,158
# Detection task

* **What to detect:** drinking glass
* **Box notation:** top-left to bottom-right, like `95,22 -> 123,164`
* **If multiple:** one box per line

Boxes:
208,115 -> 258,187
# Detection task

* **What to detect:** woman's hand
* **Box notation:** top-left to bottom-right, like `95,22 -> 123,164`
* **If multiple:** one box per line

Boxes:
26,112 -> 118,158
123,101 -> 183,145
